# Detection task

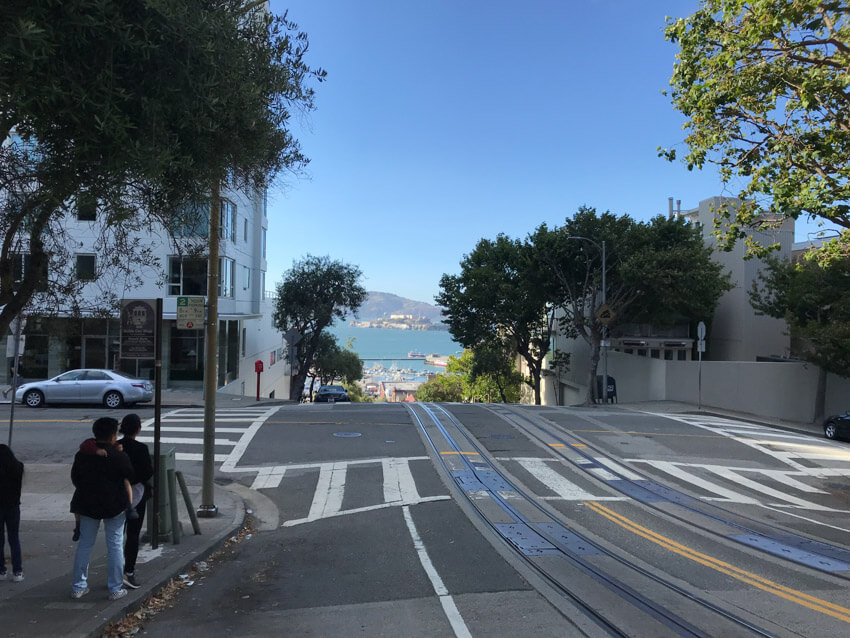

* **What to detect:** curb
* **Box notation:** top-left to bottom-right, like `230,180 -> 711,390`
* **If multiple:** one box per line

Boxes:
80,489 -> 247,638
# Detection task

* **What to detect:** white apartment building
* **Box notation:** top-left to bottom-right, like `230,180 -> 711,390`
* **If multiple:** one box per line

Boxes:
10,186 -> 290,399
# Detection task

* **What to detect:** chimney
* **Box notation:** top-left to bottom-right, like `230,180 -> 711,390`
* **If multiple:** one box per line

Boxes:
668,197 -> 674,220
676,200 -> 681,219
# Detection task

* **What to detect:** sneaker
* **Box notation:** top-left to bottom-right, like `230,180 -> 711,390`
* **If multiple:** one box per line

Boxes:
71,588 -> 90,599
12,572 -> 23,582
108,588 -> 128,601
122,573 -> 140,589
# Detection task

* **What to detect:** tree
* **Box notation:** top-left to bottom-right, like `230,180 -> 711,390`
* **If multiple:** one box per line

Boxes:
749,253 -> 850,377
662,1 -> 850,258
273,255 -> 366,401
414,374 -> 464,403
0,1 -> 325,334
533,207 -> 732,405
437,235 -> 557,405
314,338 -> 363,386
446,347 -> 522,403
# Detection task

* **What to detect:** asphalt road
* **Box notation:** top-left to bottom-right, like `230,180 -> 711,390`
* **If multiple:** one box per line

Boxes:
9,402 -> 850,636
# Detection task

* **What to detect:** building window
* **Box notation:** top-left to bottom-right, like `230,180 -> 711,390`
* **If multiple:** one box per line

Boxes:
243,218 -> 248,243
260,271 -> 266,299
219,258 -> 234,298
261,228 -> 266,258
12,253 -> 48,291
76,193 -> 96,221
168,256 -> 207,296
173,201 -> 209,238
220,199 -> 237,241
678,350 -> 687,361
75,254 -> 96,281
242,265 -> 251,290
241,327 -> 246,357
263,188 -> 267,218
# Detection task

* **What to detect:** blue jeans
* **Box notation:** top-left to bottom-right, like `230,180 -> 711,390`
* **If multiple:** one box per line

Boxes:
71,512 -> 126,593
0,505 -> 22,574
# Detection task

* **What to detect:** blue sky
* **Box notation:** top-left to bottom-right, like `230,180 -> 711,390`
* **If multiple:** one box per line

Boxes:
266,1 -> 830,304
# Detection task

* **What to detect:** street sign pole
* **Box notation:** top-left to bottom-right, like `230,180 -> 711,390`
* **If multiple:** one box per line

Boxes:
697,321 -> 706,411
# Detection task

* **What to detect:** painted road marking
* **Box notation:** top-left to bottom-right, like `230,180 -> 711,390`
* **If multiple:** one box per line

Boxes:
403,505 -> 472,638
273,456 -> 450,527
585,502 -> 850,624
515,458 -> 627,501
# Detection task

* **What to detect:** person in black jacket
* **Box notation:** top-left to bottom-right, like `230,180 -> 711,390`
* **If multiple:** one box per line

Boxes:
118,413 -> 152,589
69,417 -> 134,601
0,444 -> 24,581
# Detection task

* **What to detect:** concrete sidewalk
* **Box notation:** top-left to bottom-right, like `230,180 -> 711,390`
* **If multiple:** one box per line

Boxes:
0,387 -> 289,638
0,463 -> 244,638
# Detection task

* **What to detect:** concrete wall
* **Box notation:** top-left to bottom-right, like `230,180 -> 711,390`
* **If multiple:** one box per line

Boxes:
554,352 -> 849,424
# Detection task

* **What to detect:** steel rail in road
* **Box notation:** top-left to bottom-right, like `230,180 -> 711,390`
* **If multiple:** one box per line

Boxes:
489,404 -> 850,581
407,402 -> 773,638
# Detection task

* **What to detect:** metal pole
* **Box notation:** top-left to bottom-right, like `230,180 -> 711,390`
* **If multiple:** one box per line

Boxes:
601,240 -> 608,404
198,181 -> 220,518
151,298 -> 163,549
7,313 -> 23,447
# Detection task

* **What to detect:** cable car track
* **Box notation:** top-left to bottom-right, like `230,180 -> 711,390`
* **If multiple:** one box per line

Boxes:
486,403 -> 850,580
408,402 -> 775,638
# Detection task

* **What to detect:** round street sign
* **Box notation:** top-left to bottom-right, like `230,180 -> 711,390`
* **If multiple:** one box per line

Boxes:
697,321 -> 706,340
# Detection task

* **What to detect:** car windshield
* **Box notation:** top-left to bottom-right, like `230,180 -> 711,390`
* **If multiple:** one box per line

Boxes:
109,371 -> 142,381
320,385 -> 345,392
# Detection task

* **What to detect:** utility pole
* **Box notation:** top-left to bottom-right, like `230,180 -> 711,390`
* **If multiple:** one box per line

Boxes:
198,180 -> 221,518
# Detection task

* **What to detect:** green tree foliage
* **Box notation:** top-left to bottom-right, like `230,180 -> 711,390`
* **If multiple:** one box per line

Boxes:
414,374 -> 464,403
662,1 -> 850,257
534,207 -> 732,404
273,255 -> 366,401
314,339 -> 363,386
343,381 -> 372,403
0,0 -> 324,331
445,347 -> 522,403
437,235 -> 558,405
750,253 -> 850,377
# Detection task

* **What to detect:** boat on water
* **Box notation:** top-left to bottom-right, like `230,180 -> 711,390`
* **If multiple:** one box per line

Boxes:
408,351 -> 426,358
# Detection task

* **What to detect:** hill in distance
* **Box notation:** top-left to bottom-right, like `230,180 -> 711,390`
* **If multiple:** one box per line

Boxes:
357,291 -> 444,322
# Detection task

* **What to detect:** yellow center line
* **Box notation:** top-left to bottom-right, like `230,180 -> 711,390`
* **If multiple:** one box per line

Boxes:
571,443 -> 587,448
548,443 -> 566,447
583,502 -> 850,623
440,451 -> 480,456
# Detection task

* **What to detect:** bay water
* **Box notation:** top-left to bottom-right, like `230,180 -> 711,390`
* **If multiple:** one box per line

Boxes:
328,324 -> 462,377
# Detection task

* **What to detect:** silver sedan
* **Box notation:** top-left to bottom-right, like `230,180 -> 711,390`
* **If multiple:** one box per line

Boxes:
15,369 -> 153,408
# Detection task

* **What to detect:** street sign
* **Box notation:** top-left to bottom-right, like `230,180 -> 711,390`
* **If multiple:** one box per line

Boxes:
176,296 -> 205,330
697,321 -> 706,340
596,304 -> 615,325
120,299 -> 157,359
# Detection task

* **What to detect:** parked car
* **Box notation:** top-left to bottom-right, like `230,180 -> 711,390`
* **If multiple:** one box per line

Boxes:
14,369 -> 153,408
823,413 -> 850,441
314,384 -> 349,403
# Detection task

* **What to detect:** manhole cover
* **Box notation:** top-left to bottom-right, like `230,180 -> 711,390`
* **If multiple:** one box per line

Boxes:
333,432 -> 362,438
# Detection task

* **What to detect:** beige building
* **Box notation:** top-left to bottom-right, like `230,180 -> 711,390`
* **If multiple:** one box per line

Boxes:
548,196 -> 794,406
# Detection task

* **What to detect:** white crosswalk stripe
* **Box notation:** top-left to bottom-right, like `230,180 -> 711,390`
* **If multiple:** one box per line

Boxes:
247,456 -> 450,527
138,406 -> 278,466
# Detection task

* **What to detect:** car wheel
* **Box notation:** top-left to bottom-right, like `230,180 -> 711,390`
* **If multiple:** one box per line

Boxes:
103,390 -> 124,409
825,420 -> 838,440
23,389 -> 44,408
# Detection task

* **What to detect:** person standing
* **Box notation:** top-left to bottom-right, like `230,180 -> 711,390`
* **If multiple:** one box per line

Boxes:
117,413 -> 152,590
0,444 -> 24,582
70,417 -> 133,600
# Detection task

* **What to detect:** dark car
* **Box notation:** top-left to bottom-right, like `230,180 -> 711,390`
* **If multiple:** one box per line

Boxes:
823,413 -> 850,441
315,384 -> 349,403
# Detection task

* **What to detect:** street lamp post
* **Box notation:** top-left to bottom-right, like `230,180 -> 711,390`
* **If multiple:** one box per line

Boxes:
566,236 -> 608,404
